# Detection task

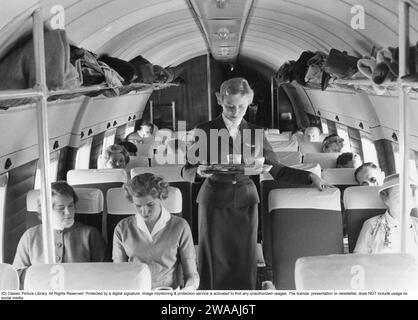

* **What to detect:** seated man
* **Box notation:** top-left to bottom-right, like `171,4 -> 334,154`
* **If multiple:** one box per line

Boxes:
126,119 -> 155,145
321,134 -> 345,153
13,181 -> 107,270
354,162 -> 385,186
354,174 -> 418,254
118,141 -> 138,156
336,152 -> 363,169
103,144 -> 130,169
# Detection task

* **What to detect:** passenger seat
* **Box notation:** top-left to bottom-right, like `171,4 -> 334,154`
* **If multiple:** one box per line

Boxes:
269,187 -> 343,289
0,263 -> 19,290
295,254 -> 418,290
26,188 -> 104,233
343,186 -> 386,253
24,262 -> 151,290
303,153 -> 340,169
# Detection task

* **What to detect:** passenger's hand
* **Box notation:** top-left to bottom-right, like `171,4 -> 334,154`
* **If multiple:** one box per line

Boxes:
197,166 -> 213,178
309,173 -> 333,191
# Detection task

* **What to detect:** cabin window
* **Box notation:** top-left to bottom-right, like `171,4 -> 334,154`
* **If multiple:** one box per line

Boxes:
326,120 -> 337,136
336,123 -> 351,152
34,151 -> 60,189
347,127 -> 364,160
75,138 -> 93,169
0,173 -> 8,263
125,121 -> 136,138
103,128 -> 117,152
115,124 -> 127,143
360,132 -> 379,165
320,118 -> 328,135
393,143 -> 418,179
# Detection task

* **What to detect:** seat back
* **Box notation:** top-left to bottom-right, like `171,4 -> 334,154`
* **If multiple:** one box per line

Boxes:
295,254 -> 418,290
106,186 -> 183,245
67,169 -> 129,241
0,263 -> 19,290
299,141 -> 323,154
26,188 -> 104,232
322,168 -> 357,196
266,131 -> 291,142
260,163 -> 322,268
343,186 -> 386,253
269,140 -> 298,152
125,156 -> 149,170
24,263 -> 151,290
274,151 -> 302,166
303,153 -> 340,169
269,188 -> 343,289
136,143 -> 154,158
130,166 -> 192,227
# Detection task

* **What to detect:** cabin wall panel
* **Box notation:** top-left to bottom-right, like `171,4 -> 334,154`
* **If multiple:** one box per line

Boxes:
3,159 -> 37,264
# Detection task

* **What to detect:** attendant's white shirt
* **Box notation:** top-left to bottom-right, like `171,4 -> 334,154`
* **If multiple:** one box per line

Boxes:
135,206 -> 171,242
354,211 -> 418,255
222,114 -> 241,141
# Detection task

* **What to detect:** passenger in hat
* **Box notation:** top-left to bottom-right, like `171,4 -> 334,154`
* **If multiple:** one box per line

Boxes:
354,174 -> 418,255
103,144 -> 130,169
354,162 -> 385,186
13,181 -> 107,270
112,173 -> 199,290
321,134 -> 344,153
336,152 -> 362,169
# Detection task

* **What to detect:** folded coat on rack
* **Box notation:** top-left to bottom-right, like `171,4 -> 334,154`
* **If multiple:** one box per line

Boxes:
0,29 -> 80,91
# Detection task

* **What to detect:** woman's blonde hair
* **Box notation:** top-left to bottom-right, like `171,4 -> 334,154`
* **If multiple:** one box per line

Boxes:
123,173 -> 169,202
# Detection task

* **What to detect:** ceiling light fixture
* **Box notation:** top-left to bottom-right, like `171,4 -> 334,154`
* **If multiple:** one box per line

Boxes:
216,27 -> 230,40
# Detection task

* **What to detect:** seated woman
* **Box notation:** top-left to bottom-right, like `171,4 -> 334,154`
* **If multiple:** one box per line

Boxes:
321,134 -> 345,153
303,126 -> 322,142
354,174 -> 418,254
104,144 -> 130,169
336,152 -> 363,169
13,181 -> 107,270
112,173 -> 199,290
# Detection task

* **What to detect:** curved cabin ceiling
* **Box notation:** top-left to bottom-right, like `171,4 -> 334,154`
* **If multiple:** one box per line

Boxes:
2,0 -> 418,71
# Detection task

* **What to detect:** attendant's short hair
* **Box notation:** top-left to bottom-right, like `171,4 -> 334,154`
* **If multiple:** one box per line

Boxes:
51,181 -> 78,203
123,173 -> 169,201
137,119 -> 154,134
218,78 -> 254,101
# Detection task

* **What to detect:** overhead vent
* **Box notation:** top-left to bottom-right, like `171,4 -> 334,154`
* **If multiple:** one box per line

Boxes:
188,0 -> 254,62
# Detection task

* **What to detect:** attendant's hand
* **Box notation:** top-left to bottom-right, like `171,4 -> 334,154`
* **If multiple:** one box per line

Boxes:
309,173 -> 333,191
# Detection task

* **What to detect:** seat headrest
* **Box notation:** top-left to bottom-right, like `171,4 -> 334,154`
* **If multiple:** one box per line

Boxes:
131,166 -> 184,182
136,143 -> 154,158
343,186 -> 386,210
0,263 -> 19,290
322,168 -> 357,185
67,169 -> 128,185
303,153 -> 340,169
299,141 -> 323,154
24,263 -> 151,290
269,140 -> 299,152
269,188 -> 341,212
26,188 -> 104,214
107,186 -> 182,215
266,131 -> 291,142
295,254 -> 418,290
260,163 -> 321,182
275,151 -> 302,166
125,156 -> 149,170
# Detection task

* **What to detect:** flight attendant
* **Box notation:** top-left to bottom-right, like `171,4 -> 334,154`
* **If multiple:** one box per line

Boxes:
182,77 -> 330,290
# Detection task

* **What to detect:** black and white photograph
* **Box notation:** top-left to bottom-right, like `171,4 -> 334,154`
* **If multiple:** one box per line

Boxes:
0,0 -> 418,306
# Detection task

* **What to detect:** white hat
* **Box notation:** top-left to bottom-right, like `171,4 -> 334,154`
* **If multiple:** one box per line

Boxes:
378,173 -> 418,195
